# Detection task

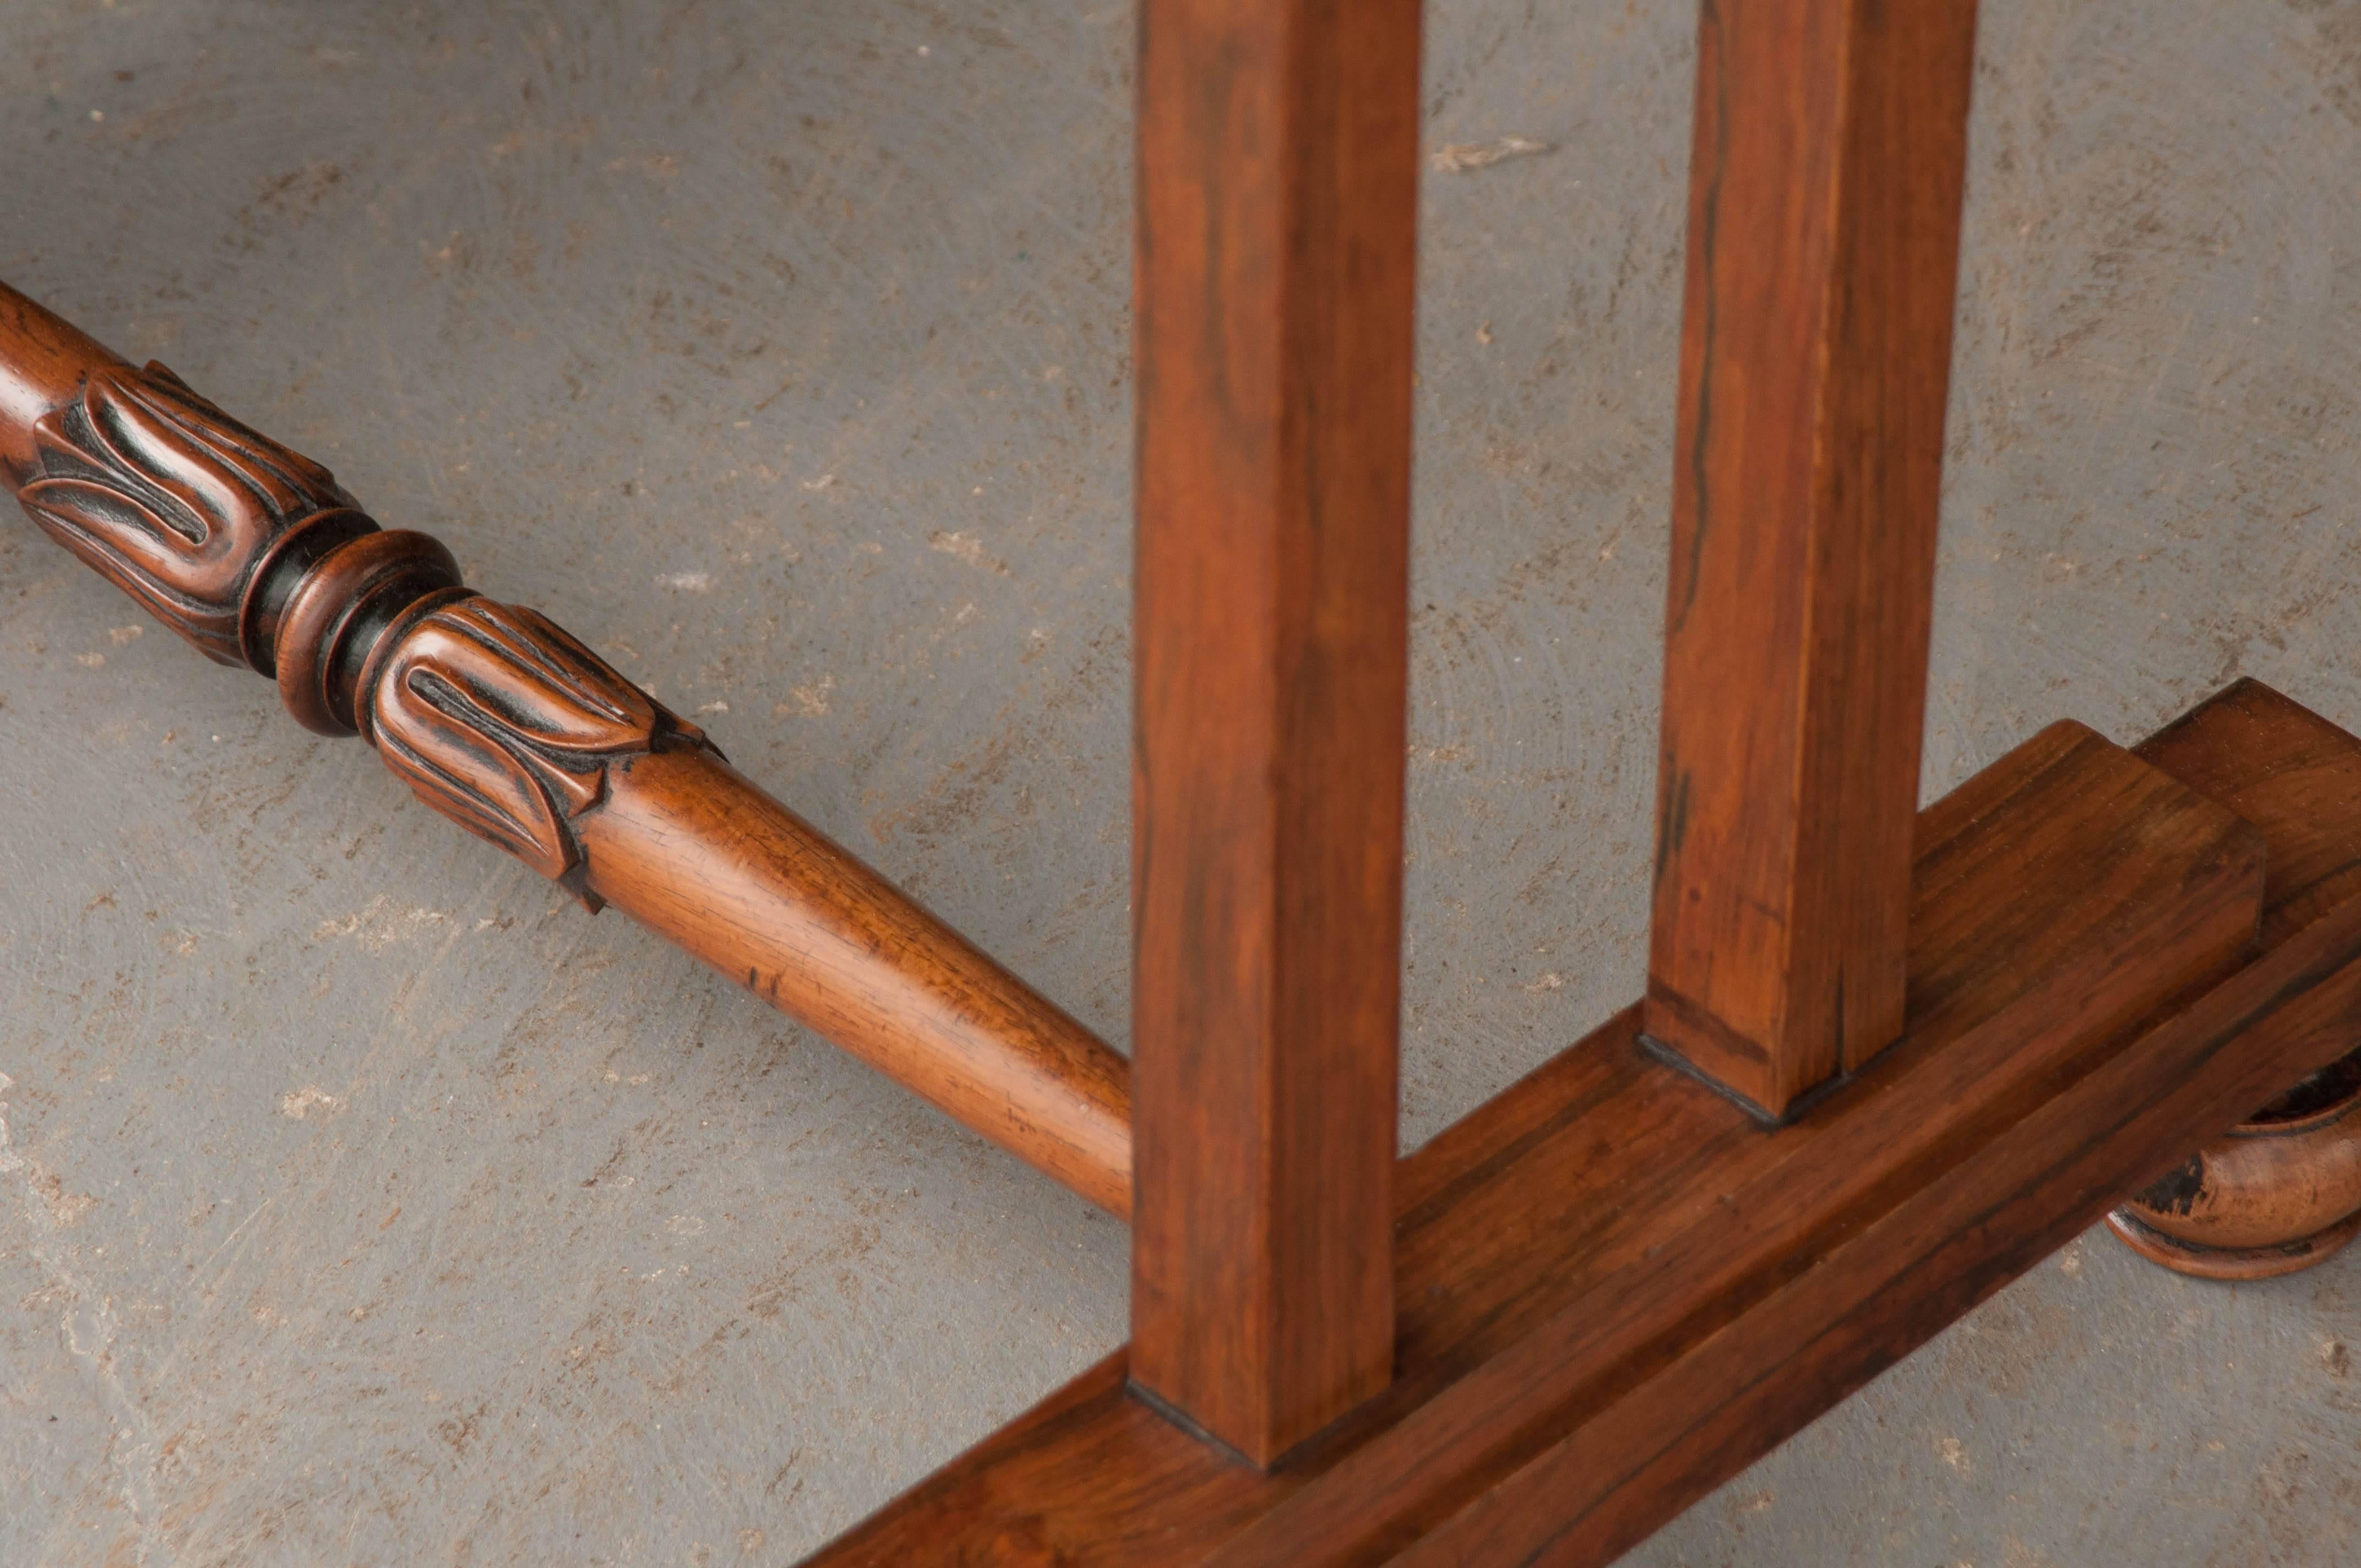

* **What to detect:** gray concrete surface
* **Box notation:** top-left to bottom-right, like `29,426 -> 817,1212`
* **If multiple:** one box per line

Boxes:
2,1 -> 2358,1562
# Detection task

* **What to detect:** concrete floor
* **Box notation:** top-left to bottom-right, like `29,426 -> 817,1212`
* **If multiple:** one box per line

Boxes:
3,1 -> 2359,1562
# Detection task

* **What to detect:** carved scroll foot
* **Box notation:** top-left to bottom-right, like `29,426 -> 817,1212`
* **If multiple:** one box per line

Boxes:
2108,1049 -> 2361,1280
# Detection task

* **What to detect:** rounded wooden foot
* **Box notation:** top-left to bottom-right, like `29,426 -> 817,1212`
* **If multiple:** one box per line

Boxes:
2109,1051 -> 2361,1280
2106,1204 -> 2361,1281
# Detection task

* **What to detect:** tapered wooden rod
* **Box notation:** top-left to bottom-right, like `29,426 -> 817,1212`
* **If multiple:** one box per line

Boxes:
0,280 -> 1133,1218
581,753 -> 1131,1214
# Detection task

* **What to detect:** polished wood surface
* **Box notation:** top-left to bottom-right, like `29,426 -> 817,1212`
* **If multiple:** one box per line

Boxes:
1129,0 -> 1421,1461
2107,677 -> 2361,1276
812,704 -> 2361,1566
2110,1101 -> 2361,1280
1645,0 -> 1981,1118
586,751 -> 1131,1217
0,279 -> 1133,1218
2133,677 -> 2361,951
10,0 -> 2337,1545
9,351 -> 371,668
0,281 -> 127,476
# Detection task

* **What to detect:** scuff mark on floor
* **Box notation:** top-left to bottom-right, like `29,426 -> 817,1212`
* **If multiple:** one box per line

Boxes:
1,1071 -> 166,1565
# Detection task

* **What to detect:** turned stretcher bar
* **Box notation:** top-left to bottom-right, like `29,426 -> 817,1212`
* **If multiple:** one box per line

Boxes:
0,282 -> 1133,1219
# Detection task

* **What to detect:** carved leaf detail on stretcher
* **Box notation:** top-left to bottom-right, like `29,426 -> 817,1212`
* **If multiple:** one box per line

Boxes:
367,596 -> 710,900
17,361 -> 357,666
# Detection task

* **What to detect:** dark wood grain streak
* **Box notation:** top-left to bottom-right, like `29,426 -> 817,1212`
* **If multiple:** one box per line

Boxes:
1647,0 -> 1982,1116
809,712 -> 2360,1567
1129,0 -> 1422,1461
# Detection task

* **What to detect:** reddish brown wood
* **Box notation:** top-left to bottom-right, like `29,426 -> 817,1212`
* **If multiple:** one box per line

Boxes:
1646,0 -> 1981,1118
1129,0 -> 1421,1461
2107,678 -> 2361,1277
584,751 -> 1132,1217
1408,892 -> 2348,1568
2109,1101 -> 2361,1281
278,530 -> 465,733
8,348 -> 373,668
2132,678 -> 2361,950
0,283 -> 128,476
0,280 -> 1133,1218
813,708 -> 2361,1566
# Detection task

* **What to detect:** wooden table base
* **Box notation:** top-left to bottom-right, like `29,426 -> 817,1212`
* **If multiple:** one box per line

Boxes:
812,705 -> 2361,1567
0,281 -> 1136,1217
2103,679 -> 2361,1282
8,0 -> 2354,1553
2108,1050 -> 2361,1280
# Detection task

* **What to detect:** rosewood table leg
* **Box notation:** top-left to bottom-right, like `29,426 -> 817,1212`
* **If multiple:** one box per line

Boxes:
2110,678 -> 2361,1279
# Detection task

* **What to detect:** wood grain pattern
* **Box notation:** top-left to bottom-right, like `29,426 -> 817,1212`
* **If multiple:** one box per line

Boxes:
0,279 -> 1134,1219
0,280 -> 130,476
1412,888 -> 2355,1567
1646,0 -> 1982,1117
583,750 -> 1133,1217
2108,678 -> 2361,1277
812,713 -> 2361,1567
1129,0 -> 1421,1461
2133,677 -> 2361,951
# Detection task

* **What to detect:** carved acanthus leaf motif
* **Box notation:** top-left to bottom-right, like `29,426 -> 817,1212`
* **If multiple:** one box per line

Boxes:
366,597 -> 710,900
15,361 -> 358,666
